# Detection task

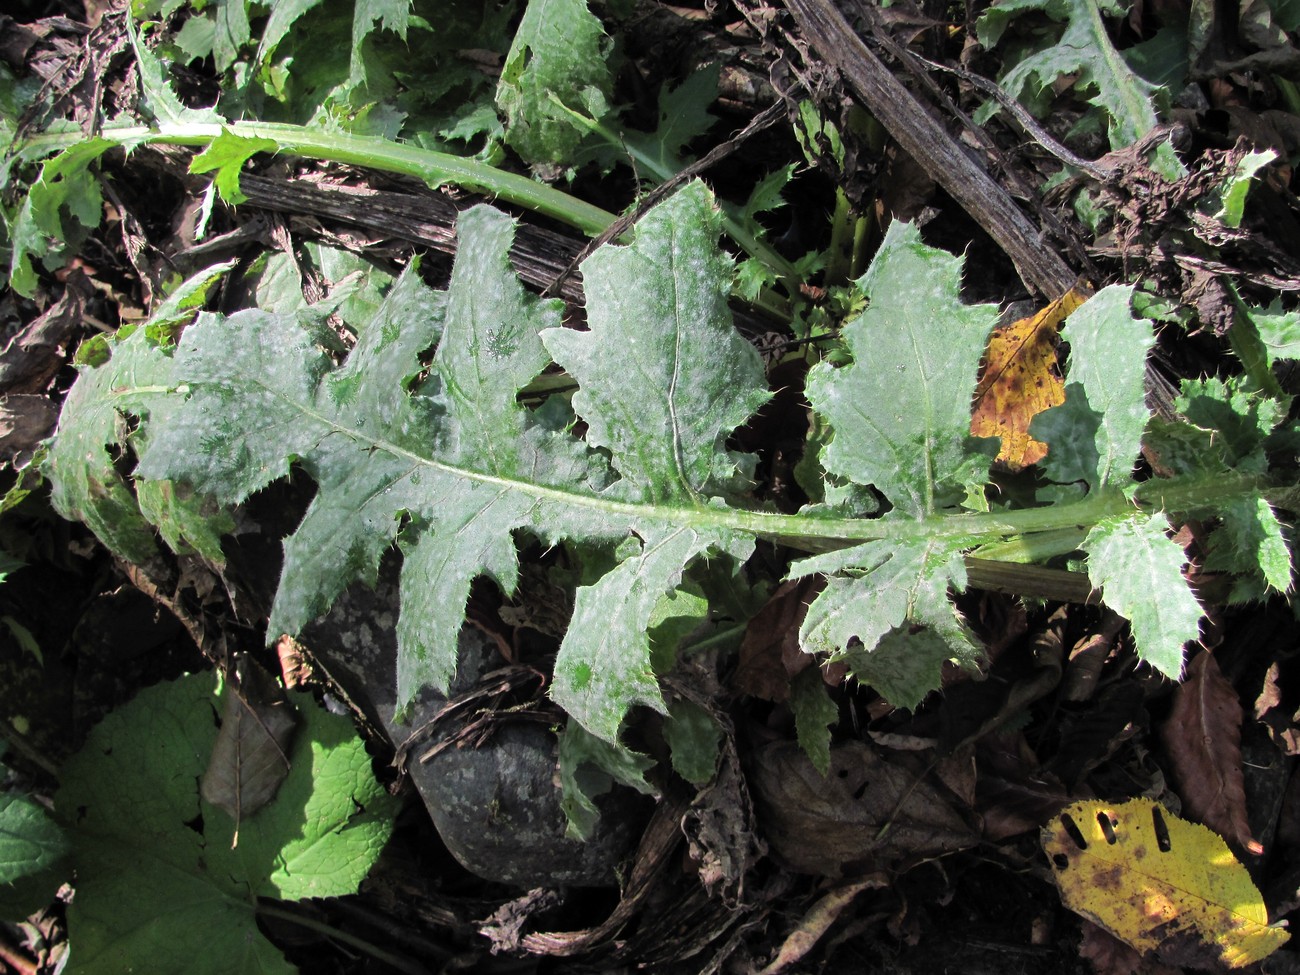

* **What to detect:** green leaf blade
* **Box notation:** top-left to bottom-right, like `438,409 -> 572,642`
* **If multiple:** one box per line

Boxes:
542,181 -> 771,504
0,793 -> 67,886
57,674 -> 397,973
1084,513 -> 1202,678
552,526 -> 752,740
1036,285 -> 1154,490
798,537 -> 979,709
979,0 -> 1161,148
45,329 -> 177,563
804,221 -> 999,518
189,129 -> 280,205
495,0 -> 614,163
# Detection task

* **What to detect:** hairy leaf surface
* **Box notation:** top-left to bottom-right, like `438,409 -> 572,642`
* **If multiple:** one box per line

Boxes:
1042,285 -> 1154,490
495,0 -> 614,163
132,183 -> 767,741
1084,513 -> 1202,678
795,537 -> 980,708
804,220 -> 999,519
46,182 -> 1283,748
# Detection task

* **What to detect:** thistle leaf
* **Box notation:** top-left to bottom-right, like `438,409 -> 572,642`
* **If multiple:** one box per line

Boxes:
542,180 -> 770,502
128,182 -> 768,742
45,328 -> 177,564
977,0 -> 1161,148
1084,513 -> 1202,678
1034,285 -> 1154,490
795,537 -> 980,709
804,221 -> 1000,519
495,0 -> 614,163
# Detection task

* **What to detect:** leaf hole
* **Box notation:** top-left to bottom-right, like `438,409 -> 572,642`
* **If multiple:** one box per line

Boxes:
1152,806 -> 1172,852
851,780 -> 869,801
1060,813 -> 1087,850
836,768 -> 850,779
1097,810 -> 1117,844
1052,853 -> 1069,870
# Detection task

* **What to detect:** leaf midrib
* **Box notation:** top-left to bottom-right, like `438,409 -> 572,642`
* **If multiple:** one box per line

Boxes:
127,376 -> 1280,552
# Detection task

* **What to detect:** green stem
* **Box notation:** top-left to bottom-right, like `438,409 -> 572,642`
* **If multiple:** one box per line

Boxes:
826,188 -> 854,285
19,121 -> 617,237
111,370 -> 1280,553
19,120 -> 801,315
1276,77 -> 1300,117
256,901 -> 431,975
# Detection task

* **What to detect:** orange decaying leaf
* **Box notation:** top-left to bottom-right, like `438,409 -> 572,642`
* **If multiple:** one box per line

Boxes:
971,285 -> 1088,470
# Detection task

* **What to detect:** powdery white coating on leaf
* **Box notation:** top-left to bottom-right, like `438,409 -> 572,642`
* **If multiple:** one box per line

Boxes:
1084,513 -> 1202,678
1054,284 -> 1154,489
46,328 -> 173,563
551,525 -> 754,741
543,180 -> 771,504
804,220 -> 999,519
795,536 -> 980,709
134,187 -> 767,740
495,0 -> 613,163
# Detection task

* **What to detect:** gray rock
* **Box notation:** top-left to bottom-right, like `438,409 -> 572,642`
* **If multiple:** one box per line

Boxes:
299,573 -> 645,887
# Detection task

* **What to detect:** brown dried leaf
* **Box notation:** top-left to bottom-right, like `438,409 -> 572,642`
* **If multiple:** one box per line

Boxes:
735,577 -> 824,702
976,735 -> 1071,841
0,395 -> 59,465
1160,651 -> 1262,855
0,269 -> 90,395
201,657 -> 299,827
756,874 -> 887,975
749,739 -> 978,877
683,735 -> 765,906
1254,662 -> 1300,756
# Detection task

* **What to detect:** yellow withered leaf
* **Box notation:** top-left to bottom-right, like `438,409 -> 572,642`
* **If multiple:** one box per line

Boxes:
971,285 -> 1088,470
1043,797 -> 1289,969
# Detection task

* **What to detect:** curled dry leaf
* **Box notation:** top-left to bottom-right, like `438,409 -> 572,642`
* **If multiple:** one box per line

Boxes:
755,874 -> 887,975
734,577 -> 824,702
748,739 -> 978,877
1254,661 -> 1300,756
1159,650 -> 1262,855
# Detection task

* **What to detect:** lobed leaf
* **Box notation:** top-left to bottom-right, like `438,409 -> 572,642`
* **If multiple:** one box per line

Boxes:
977,0 -> 1161,148
804,220 -> 999,519
557,721 -> 656,840
128,183 -> 768,741
1034,285 -> 1154,491
45,327 -> 177,563
1083,513 -> 1202,678
795,537 -> 981,709
495,0 -> 614,164
790,667 -> 838,776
